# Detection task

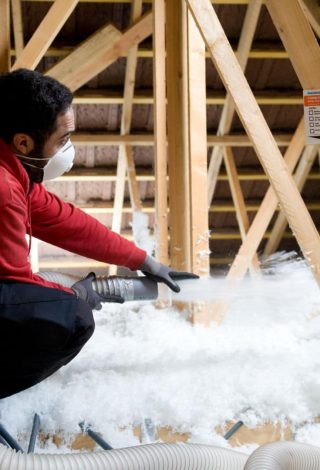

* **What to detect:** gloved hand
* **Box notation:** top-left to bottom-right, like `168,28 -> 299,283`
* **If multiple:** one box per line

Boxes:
71,272 -> 124,310
140,255 -> 199,293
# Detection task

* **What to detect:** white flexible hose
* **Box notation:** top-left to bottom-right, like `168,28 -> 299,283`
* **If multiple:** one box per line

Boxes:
244,441 -> 320,469
0,443 -> 248,470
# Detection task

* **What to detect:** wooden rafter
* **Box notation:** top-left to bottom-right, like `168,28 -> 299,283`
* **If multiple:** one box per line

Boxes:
266,0 -> 320,89
207,0 -> 262,203
215,0 -> 320,294
153,0 -> 168,264
11,0 -> 24,59
264,145 -> 319,256
0,0 -> 10,73
12,0 -> 79,70
221,120 -> 304,284
187,0 -> 320,326
46,12 -> 153,92
223,147 -> 260,272
112,0 -> 143,243
300,0 -> 320,38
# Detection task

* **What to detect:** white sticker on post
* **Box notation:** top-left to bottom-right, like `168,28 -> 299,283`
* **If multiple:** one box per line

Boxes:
303,90 -> 320,144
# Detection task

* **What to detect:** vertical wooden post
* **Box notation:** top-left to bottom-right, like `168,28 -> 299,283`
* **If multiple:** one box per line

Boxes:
186,10 -> 210,276
153,0 -> 169,265
166,0 -> 209,275
11,0 -> 24,59
0,0 -> 10,72
166,0 -> 190,271
111,0 -> 143,274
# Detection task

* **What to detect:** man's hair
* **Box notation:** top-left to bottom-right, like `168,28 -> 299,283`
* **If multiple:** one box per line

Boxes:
0,69 -> 73,146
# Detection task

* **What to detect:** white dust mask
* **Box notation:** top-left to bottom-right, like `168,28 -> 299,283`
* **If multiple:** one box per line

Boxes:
16,140 -> 75,182
42,140 -> 75,181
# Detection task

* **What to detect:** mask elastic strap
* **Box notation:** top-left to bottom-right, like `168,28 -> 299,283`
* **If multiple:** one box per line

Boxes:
16,153 -> 51,162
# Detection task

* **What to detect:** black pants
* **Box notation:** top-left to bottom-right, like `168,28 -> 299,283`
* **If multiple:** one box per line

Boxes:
0,281 -> 95,399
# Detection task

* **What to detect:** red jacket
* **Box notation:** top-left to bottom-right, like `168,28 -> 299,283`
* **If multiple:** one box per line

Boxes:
0,139 -> 146,293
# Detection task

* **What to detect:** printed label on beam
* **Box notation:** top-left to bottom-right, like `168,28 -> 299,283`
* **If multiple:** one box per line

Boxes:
303,90 -> 320,144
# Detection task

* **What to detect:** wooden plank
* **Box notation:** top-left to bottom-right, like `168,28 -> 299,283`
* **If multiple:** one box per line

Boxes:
222,119 -> 305,292
186,10 -> 210,277
47,12 -> 153,92
112,0 -> 143,244
153,0 -> 168,265
187,0 -> 320,322
9,44 -> 291,60
166,0 -> 190,270
264,145 -> 319,256
12,0 -> 79,70
71,132 -> 293,147
11,0 -> 24,59
0,0 -> 10,72
300,0 -> 320,38
207,0 -> 262,203
71,90 -> 304,105
223,147 -> 260,271
266,0 -> 320,89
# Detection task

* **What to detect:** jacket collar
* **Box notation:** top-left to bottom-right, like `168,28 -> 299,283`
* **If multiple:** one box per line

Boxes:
0,138 -> 30,194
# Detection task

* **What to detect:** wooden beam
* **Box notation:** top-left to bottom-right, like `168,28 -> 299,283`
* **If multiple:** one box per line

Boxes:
112,0 -> 143,244
0,0 -> 10,72
55,162 -> 320,183
11,0 -> 24,59
71,132 -> 293,147
166,0 -> 190,270
223,147 -> 260,271
47,12 -> 153,92
10,44 -> 291,60
71,90 -> 304,105
187,0 -> 320,321
266,0 -> 320,89
299,0 -> 320,39
12,0 -> 79,70
186,10 -> 210,276
264,145 -> 319,256
207,0 -> 262,203
153,0 -> 169,264
222,119 -> 305,292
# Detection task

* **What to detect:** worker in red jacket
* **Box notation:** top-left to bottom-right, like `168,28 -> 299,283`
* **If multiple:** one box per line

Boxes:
0,69 -> 197,399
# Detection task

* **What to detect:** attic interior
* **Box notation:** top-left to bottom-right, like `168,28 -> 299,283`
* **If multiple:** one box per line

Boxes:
3,0 -> 320,282
3,0 -> 320,460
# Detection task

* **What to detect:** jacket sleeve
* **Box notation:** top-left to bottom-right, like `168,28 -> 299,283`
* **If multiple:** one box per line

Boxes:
30,183 -> 146,271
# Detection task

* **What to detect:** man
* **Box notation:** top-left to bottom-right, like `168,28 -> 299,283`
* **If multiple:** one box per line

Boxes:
0,69 -> 196,399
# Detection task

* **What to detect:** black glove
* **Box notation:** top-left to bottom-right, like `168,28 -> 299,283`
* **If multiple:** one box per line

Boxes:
140,255 -> 199,293
72,272 -> 124,310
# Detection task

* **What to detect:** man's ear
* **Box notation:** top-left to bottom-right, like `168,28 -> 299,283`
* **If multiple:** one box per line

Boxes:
12,133 -> 34,155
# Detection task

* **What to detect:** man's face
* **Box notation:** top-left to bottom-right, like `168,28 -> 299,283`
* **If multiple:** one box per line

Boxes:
41,106 -> 75,159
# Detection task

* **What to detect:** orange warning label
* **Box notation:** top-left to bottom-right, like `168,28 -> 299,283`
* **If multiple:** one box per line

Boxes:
304,95 -> 320,106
